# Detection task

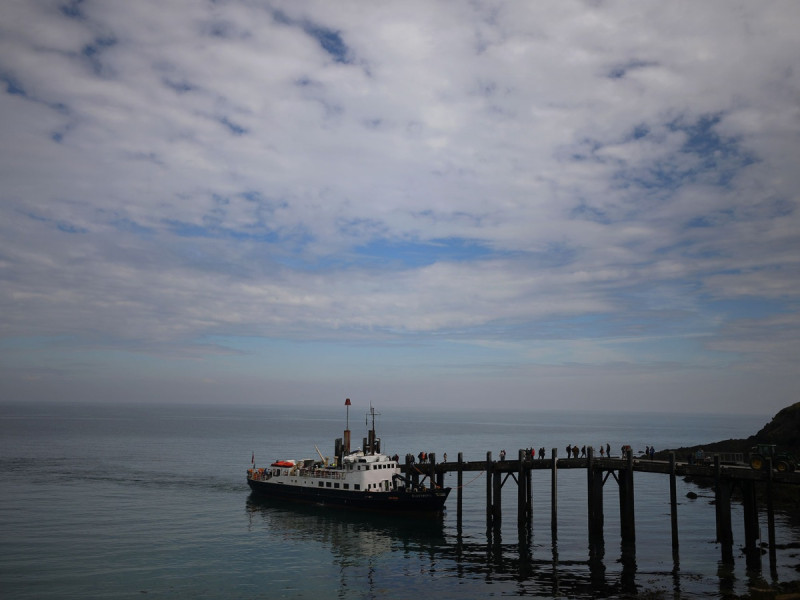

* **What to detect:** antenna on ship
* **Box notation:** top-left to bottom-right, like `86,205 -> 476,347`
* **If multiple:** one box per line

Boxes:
366,403 -> 381,455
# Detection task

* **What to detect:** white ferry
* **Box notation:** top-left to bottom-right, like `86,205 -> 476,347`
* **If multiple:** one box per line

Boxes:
247,402 -> 450,514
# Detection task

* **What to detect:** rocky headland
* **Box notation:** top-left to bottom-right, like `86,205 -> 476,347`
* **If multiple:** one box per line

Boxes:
656,401 -> 800,516
654,401 -> 800,464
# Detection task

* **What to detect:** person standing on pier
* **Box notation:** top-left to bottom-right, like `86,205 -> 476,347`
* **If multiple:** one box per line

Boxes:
581,445 -> 586,458
606,443 -> 611,457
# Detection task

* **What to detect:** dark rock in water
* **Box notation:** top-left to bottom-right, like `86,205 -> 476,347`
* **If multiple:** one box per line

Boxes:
686,491 -> 698,499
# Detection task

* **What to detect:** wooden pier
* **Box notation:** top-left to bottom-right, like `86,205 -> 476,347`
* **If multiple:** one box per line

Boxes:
400,448 -> 800,574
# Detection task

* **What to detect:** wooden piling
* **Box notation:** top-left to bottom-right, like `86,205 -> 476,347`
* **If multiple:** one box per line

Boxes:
429,453 -> 436,491
486,451 -> 493,531
493,466 -> 502,530
457,452 -> 463,531
587,447 -> 604,544
742,479 -> 761,571
766,457 -> 777,576
669,452 -> 679,561
405,454 -> 417,488
619,448 -> 635,545
526,459 -> 532,521
714,455 -> 734,563
551,447 -> 558,541
517,449 -> 526,527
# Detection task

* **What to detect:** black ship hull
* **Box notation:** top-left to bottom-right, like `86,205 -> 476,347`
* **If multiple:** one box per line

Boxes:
247,478 -> 450,515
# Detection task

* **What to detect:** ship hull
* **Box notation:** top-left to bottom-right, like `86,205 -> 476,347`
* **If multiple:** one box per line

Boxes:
247,477 -> 450,514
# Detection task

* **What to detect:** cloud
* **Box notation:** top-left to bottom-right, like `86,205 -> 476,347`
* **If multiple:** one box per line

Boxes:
1,0 -> 799,412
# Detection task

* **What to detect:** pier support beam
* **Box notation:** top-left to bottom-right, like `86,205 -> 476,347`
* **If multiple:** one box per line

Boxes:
766,458 -> 777,576
742,479 -> 761,571
551,448 -> 558,542
492,466 -> 503,530
669,452 -> 679,563
486,452 -> 493,532
457,452 -> 463,531
619,448 -> 635,546
526,459 -> 533,522
518,449 -> 527,527
587,447 -> 604,547
405,454 -> 419,488
715,456 -> 734,564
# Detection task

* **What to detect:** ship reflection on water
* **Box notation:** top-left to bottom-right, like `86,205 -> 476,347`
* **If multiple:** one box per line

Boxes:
246,493 -> 447,558
244,495 -> 654,599
246,494 -> 449,597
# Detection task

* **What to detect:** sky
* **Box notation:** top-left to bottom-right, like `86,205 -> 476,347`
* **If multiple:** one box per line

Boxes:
1,1 -> 799,415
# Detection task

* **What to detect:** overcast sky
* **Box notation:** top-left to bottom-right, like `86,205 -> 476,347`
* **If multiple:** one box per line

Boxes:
1,1 -> 799,414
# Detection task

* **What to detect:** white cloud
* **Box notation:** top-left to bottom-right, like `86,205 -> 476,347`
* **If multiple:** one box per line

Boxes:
1,0 -> 799,413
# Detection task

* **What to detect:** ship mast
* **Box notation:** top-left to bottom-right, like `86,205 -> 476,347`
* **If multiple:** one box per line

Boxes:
366,404 -> 380,455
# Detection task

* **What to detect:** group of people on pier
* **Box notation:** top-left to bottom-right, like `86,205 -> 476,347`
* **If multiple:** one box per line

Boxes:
410,442 -> 659,465
523,447 -> 547,460
560,443 -> 614,458
517,443 -> 620,460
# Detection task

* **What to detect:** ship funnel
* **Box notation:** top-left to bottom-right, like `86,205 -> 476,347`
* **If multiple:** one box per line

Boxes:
343,398 -> 351,454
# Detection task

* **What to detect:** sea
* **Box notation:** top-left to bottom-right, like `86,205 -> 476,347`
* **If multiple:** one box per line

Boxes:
1,401 -> 798,599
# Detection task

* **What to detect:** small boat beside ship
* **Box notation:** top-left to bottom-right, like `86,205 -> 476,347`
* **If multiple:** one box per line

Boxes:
247,400 -> 450,515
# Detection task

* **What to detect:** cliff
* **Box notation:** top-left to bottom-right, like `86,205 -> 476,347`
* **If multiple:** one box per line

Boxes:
750,401 -> 800,453
656,401 -> 800,459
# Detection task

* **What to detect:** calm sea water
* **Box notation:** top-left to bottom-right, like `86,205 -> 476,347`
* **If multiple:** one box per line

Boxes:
1,402 -> 797,599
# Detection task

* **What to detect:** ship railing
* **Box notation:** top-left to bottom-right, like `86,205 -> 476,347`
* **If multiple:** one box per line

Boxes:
248,469 -> 271,482
298,468 -> 346,480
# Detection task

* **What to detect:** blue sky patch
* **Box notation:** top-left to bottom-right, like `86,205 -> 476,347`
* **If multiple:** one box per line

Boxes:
163,219 -> 279,244
607,59 -> 657,79
306,26 -> 349,63
273,10 -> 350,64
24,211 -> 86,233
706,296 -> 788,320
163,78 -> 195,94
56,221 -> 87,234
670,114 -> 757,185
353,237 -> 495,268
59,0 -> 85,20
82,36 -> 118,76
570,201 -> 611,224
112,218 -> 154,237
218,116 -> 247,136
2,74 -> 26,96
